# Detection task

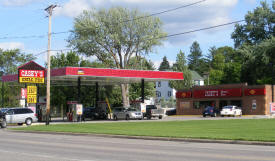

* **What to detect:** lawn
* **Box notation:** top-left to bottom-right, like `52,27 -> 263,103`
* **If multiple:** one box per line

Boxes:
12,119 -> 275,142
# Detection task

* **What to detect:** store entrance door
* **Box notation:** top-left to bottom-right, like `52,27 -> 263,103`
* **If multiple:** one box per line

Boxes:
219,100 -> 228,110
230,100 -> 242,107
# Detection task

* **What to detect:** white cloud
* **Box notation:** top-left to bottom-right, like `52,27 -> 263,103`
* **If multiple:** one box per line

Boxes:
54,0 -> 239,44
152,58 -> 175,70
55,0 -> 91,17
0,42 -> 24,50
0,0 -> 39,6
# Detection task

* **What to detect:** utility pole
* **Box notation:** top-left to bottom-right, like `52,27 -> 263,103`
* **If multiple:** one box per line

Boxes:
45,4 -> 56,125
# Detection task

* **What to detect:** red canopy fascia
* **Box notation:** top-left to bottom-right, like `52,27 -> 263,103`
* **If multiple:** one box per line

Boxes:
52,67 -> 183,80
2,67 -> 184,83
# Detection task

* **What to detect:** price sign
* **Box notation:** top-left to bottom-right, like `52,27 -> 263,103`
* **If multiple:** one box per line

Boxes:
27,95 -> 37,103
27,86 -> 37,95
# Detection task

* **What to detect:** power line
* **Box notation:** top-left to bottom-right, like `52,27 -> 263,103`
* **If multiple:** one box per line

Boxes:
153,20 -> 245,40
33,20 -> 245,57
124,0 -> 207,22
33,48 -> 74,57
53,0 -> 207,35
0,0 -> 206,39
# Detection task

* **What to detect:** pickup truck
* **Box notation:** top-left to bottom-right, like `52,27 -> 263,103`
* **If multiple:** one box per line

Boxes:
144,105 -> 165,119
0,111 -> 7,128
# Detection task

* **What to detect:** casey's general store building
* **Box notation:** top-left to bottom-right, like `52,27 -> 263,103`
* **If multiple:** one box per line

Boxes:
176,83 -> 274,115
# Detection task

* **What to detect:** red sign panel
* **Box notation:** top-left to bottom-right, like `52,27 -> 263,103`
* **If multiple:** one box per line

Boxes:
271,103 -> 275,113
176,91 -> 192,98
193,88 -> 242,98
244,88 -> 266,96
19,69 -> 44,78
21,88 -> 27,99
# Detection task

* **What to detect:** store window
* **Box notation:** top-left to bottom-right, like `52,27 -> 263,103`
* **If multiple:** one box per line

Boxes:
193,101 -> 215,109
168,91 -> 172,97
194,80 -> 200,86
156,91 -> 161,97
158,82 -> 161,87
193,101 -> 200,109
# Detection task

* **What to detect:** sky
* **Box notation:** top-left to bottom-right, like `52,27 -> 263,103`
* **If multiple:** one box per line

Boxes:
0,0 -> 273,69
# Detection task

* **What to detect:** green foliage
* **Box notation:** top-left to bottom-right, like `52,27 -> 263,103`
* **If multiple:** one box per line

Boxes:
51,51 -> 80,68
69,7 -> 167,69
206,46 -> 242,85
0,49 -> 34,107
232,1 -> 275,48
0,49 -> 34,74
188,41 -> 203,73
69,7 -> 167,106
129,57 -> 155,101
239,36 -> 275,84
170,50 -> 192,90
158,56 -> 170,71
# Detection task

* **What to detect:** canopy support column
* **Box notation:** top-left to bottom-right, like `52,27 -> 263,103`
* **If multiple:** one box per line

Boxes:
1,81 -> 4,107
95,82 -> 99,108
78,77 -> 81,103
141,79 -> 144,103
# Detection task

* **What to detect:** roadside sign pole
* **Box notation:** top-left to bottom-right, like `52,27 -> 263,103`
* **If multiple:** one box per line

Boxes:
45,5 -> 56,125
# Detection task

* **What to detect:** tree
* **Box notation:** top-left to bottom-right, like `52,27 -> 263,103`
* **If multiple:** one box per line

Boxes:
239,36 -> 275,84
209,53 -> 225,85
158,56 -> 170,71
51,51 -> 80,68
0,49 -> 34,107
170,50 -> 192,90
188,41 -> 204,74
231,1 -> 275,48
206,46 -> 242,84
129,57 -> 155,101
69,7 -> 167,107
0,49 -> 34,74
231,1 -> 275,84
50,51 -> 110,109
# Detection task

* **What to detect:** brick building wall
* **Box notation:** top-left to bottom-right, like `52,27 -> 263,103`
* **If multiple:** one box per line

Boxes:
176,84 -> 274,115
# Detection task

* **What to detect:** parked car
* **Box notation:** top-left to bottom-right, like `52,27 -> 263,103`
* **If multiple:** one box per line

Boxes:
0,111 -> 7,128
202,106 -> 219,117
82,107 -> 98,121
0,108 -> 8,113
4,108 -> 38,125
220,105 -> 242,117
113,107 -> 143,120
82,107 -> 108,121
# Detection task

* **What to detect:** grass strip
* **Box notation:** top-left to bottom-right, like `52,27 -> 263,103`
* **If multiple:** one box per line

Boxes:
12,119 -> 275,142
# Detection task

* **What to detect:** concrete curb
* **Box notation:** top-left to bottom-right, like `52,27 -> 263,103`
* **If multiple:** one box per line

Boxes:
9,130 -> 275,146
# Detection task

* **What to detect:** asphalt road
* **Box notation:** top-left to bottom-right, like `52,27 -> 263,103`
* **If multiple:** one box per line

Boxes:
0,129 -> 275,161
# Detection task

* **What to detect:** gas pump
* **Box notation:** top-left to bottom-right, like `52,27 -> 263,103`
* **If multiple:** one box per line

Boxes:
67,101 -> 83,122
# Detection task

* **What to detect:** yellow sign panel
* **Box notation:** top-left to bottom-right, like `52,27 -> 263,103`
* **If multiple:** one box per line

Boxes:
27,86 -> 37,95
19,77 -> 44,84
27,95 -> 37,103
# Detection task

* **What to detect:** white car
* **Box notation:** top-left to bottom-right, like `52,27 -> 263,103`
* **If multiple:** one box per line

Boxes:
220,105 -> 242,117
4,108 -> 38,125
113,107 -> 143,120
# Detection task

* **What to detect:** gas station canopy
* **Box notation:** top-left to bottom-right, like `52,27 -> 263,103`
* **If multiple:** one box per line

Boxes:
2,61 -> 184,86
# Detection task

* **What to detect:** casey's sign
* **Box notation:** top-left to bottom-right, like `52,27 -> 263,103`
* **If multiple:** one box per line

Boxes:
19,69 -> 45,83
194,88 -> 242,98
19,70 -> 44,78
